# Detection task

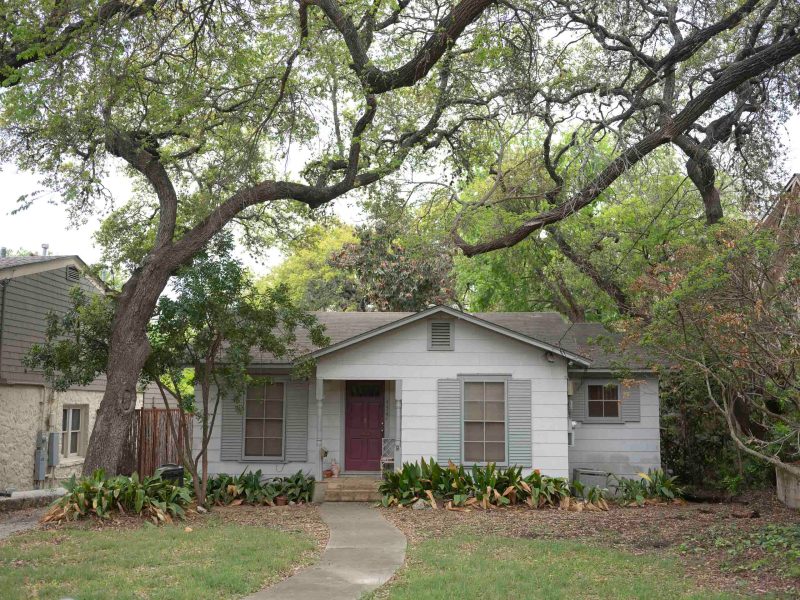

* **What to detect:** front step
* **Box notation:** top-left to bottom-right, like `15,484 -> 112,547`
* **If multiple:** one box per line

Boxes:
321,477 -> 382,502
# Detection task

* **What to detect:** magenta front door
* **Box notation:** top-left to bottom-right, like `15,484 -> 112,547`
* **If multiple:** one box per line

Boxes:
344,381 -> 385,472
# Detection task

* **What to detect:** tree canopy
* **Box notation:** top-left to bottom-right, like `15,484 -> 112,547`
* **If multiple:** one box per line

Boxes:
2,0 -> 799,475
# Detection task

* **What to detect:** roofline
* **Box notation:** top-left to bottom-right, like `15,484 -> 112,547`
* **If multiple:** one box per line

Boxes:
308,305 -> 593,366
782,173 -> 800,193
568,367 -> 658,375
0,256 -> 108,293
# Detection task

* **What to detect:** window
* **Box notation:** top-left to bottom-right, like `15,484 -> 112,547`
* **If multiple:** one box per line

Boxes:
463,381 -> 506,463
244,382 -> 285,458
429,321 -> 454,350
587,384 -> 620,418
61,406 -> 84,457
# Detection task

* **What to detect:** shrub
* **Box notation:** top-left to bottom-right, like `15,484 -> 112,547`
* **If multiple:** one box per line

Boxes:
608,469 -> 683,506
206,469 -> 314,506
274,470 -> 315,503
43,469 -> 192,523
379,460 -> 580,509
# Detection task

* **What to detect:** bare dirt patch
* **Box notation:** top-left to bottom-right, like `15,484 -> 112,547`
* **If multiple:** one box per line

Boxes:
380,492 -> 799,597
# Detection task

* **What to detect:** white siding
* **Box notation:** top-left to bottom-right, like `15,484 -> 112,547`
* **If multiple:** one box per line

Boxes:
316,317 -> 569,477
568,377 -> 661,479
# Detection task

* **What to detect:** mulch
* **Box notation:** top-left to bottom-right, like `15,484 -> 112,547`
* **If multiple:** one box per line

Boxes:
6,502 -> 330,553
380,491 -> 799,597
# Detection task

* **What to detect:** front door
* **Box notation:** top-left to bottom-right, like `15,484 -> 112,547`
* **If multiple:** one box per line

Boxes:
345,381 -> 385,471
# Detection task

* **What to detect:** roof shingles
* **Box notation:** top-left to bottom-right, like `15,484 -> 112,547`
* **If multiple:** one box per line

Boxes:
252,309 -> 650,370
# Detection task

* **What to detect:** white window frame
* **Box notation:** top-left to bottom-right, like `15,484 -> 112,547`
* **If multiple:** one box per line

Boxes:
460,376 -> 509,466
61,405 -> 85,458
242,381 -> 287,461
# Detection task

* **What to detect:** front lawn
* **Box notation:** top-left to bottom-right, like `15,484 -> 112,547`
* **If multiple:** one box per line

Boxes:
375,492 -> 799,598
0,509 -> 321,600
371,534 -> 736,600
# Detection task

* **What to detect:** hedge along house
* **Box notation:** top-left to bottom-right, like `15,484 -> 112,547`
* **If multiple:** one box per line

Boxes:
200,306 -> 660,485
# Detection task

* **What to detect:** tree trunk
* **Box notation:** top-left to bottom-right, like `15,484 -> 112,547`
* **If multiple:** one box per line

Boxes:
82,264 -> 172,475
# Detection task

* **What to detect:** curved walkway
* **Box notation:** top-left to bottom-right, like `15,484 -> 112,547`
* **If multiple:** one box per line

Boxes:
244,502 -> 406,600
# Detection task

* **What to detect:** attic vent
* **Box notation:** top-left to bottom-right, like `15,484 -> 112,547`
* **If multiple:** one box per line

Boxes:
65,266 -> 80,282
429,321 -> 454,351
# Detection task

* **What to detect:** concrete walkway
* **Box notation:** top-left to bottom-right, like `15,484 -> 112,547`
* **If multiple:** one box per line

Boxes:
244,503 -> 406,600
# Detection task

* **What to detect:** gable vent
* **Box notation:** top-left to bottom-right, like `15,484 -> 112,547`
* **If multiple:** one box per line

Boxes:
65,266 -> 80,282
429,321 -> 454,351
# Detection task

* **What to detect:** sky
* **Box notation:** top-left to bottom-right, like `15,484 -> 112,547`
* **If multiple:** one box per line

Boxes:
2,114 -> 799,276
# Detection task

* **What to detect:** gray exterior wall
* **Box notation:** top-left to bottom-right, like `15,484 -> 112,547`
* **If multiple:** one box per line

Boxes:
568,374 -> 661,479
0,266 -> 109,490
1,268 -> 104,389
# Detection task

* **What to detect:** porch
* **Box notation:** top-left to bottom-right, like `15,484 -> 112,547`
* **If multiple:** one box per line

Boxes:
313,378 -> 402,482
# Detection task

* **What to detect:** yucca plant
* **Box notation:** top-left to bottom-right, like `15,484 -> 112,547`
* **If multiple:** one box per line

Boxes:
43,469 -> 192,523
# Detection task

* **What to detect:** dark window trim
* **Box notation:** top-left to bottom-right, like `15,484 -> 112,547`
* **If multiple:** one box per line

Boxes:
585,382 -> 624,423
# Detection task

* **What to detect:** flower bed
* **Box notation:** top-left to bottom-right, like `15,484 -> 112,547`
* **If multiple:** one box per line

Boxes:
379,459 -> 681,510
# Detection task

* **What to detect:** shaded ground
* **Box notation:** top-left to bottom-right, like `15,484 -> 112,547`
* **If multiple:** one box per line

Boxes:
380,492 -> 799,597
0,504 -> 328,600
0,507 -> 45,541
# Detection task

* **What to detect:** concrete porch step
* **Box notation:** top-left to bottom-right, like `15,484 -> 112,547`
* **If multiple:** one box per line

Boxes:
320,477 -> 382,502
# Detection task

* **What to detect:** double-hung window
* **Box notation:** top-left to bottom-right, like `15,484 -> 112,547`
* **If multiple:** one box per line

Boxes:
244,382 -> 285,458
61,406 -> 84,457
587,384 -> 620,418
463,380 -> 506,463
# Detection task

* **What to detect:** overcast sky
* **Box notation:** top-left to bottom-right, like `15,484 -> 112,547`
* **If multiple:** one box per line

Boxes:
2,114 -> 799,275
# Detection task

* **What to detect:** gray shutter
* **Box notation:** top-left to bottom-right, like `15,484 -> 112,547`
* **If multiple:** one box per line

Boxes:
220,390 -> 243,462
507,379 -> 532,467
570,380 -> 587,422
285,381 -> 309,461
620,382 -> 641,422
437,379 -> 461,464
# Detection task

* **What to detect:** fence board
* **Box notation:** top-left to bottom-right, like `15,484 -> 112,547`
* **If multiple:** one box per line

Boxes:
134,408 -> 191,477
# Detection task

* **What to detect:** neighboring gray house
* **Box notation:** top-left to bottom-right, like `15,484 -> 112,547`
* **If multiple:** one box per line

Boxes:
0,254 -> 161,492
0,254 -> 109,491
199,305 -> 660,482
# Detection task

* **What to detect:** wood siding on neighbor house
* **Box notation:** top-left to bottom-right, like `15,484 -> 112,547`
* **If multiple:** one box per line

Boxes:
568,376 -> 660,478
1,268 -> 105,389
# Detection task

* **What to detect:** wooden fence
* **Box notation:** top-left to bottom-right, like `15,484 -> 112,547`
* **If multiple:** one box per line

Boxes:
134,408 -> 192,477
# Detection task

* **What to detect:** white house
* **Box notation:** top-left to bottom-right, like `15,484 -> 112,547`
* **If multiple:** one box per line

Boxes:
197,306 -> 661,484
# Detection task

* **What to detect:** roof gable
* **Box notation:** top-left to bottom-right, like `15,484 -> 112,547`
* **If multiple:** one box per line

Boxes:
309,305 -> 593,366
0,255 -> 107,293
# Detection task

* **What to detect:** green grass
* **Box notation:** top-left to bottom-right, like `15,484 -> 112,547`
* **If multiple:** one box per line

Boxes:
0,517 -> 316,599
371,535 -> 740,600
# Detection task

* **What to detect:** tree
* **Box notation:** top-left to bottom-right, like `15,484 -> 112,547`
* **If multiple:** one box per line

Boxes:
4,0 -> 799,476
451,0 -> 800,255
327,221 -> 457,311
629,220 -> 800,478
148,241 -> 327,505
0,0 -> 157,86
26,238 -> 327,503
2,0 -> 499,473
260,222 -> 356,311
